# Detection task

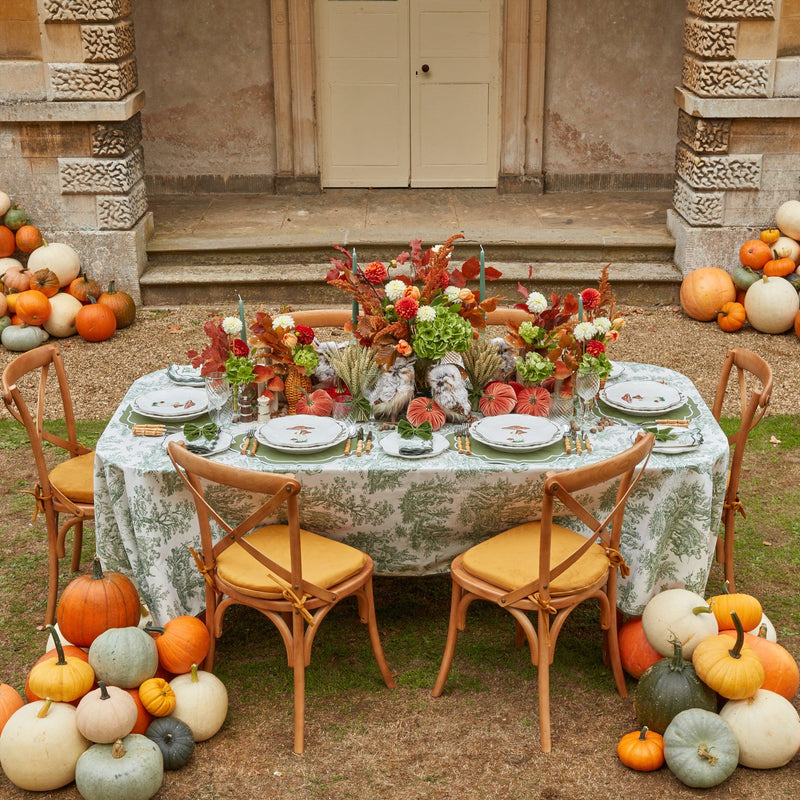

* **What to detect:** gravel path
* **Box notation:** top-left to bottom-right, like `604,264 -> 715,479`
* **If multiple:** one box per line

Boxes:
0,302 -> 796,420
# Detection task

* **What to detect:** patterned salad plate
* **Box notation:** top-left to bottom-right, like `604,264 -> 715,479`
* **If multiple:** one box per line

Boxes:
133,388 -> 208,421
256,415 -> 347,452
599,380 -> 685,416
470,414 -> 562,453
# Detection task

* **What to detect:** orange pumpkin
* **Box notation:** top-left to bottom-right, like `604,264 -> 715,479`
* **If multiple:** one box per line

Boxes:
75,297 -> 117,342
760,228 -> 781,245
406,396 -> 447,430
294,388 -> 335,417
0,683 -> 25,735
715,301 -> 746,332
479,381 -> 517,416
29,268 -> 61,298
146,616 -> 211,674
97,280 -> 136,329
56,557 -> 141,647
515,386 -> 552,416
0,225 -> 15,258
15,224 -> 43,253
738,239 -> 772,270
14,289 -> 51,326
68,272 -> 101,303
721,628 -> 799,700
679,267 -> 736,322
795,309 -> 800,340
763,255 -> 796,277
617,726 -> 665,772
619,617 -> 662,679
125,687 -> 155,735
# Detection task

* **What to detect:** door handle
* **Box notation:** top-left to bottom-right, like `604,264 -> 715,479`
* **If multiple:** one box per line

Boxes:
419,64 -> 430,74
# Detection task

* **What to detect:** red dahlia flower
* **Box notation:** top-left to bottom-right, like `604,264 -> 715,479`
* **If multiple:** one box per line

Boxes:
580,288 -> 601,311
586,339 -> 605,357
233,338 -> 249,357
363,261 -> 388,284
295,325 -> 315,345
395,296 -> 419,319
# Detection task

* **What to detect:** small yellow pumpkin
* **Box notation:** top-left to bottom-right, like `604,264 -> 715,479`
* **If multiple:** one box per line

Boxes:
708,585 -> 762,631
138,677 -> 176,717
692,611 -> 765,700
27,625 -> 95,703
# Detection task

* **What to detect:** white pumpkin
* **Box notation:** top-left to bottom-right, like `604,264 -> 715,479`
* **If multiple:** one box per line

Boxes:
169,664 -> 228,742
0,699 -> 89,791
44,291 -> 83,338
744,276 -> 800,334
0,190 -> 10,217
775,200 -> 800,240
772,235 -> 800,265
0,256 -> 24,276
719,689 -> 800,768
27,241 -> 81,288
75,682 -> 139,744
641,588 -> 719,659
748,612 -> 777,641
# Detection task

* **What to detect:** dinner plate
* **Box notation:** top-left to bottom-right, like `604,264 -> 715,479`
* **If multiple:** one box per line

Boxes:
599,380 -> 686,416
162,431 -> 233,457
134,388 -> 208,419
378,432 -> 449,460
253,426 -> 347,454
607,361 -> 625,381
166,364 -> 205,387
470,422 -> 564,453
470,415 -> 561,449
258,415 -> 346,448
635,426 -> 704,454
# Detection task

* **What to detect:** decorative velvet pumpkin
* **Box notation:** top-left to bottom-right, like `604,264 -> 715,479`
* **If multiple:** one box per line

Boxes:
708,586 -> 762,632
27,241 -> 81,288
617,726 -> 664,772
663,708 -> 739,788
75,734 -> 164,800
679,268 -> 736,322
692,611 -> 765,700
68,271 -> 101,303
720,626 -> 799,700
145,716 -> 195,770
44,290 -> 83,338
0,699 -> 89,792
76,296 -> 117,342
88,626 -> 159,689
744,276 -> 799,334
0,224 -> 15,258
168,664 -> 228,742
719,689 -> 800,768
15,224 -> 43,253
641,588 -> 718,659
57,556 -> 141,647
294,388 -> 335,417
515,385 -> 552,416
14,288 -> 51,326
0,683 -> 24,736
29,267 -> 60,297
139,677 -> 177,717
26,643 -> 93,704
75,681 -> 139,744
715,301 -> 746,332
634,640 -> 717,734
618,616 -> 661,679
146,616 -> 211,675
97,280 -> 136,328
406,396 -> 447,430
479,381 -> 516,416
27,625 -> 96,703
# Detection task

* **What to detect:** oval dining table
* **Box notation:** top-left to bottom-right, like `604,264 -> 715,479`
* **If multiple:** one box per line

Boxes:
93,361 -> 729,626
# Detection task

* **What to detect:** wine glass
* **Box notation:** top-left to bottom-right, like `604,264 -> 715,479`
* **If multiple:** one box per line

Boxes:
574,370 -> 601,438
204,372 -> 234,428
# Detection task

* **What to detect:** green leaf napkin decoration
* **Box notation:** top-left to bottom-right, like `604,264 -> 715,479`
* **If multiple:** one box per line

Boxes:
183,422 -> 220,442
397,419 -> 433,441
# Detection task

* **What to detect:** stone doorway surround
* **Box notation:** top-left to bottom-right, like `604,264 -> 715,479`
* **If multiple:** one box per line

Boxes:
0,0 -> 798,304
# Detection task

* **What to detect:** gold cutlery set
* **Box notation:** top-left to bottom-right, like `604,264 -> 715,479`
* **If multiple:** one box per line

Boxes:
344,429 -> 372,457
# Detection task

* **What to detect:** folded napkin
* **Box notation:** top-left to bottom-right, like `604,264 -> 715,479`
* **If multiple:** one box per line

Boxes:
183,422 -> 220,453
398,438 -> 434,455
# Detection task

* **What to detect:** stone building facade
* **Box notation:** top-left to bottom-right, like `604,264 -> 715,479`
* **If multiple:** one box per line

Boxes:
1,0 -> 798,303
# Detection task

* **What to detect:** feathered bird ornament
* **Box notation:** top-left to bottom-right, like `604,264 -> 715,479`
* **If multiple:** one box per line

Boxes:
426,362 -> 471,422
368,355 -> 417,423
313,341 -> 344,388
491,337 -> 518,382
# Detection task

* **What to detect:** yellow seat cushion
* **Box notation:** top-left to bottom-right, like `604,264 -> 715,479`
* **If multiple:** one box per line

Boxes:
216,524 -> 367,597
49,451 -> 95,504
461,522 -> 611,596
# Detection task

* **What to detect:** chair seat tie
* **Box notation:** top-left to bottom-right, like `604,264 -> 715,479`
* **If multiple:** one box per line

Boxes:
282,587 -> 315,625
190,547 -> 215,588
724,493 -> 747,519
530,592 -> 557,616
19,483 -> 50,523
606,547 -> 630,578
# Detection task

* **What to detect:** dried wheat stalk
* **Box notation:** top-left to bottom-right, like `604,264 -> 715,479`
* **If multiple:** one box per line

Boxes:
325,343 -> 378,398
462,336 -> 503,393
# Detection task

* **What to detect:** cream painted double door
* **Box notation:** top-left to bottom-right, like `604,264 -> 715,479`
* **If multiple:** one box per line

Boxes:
316,0 -> 501,187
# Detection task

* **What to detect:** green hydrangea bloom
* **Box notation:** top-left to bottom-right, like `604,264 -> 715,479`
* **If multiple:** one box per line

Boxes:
518,321 -> 547,346
292,344 -> 320,371
515,351 -> 555,385
411,307 -> 473,361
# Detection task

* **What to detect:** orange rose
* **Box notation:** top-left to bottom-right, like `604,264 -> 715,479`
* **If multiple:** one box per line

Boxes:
282,333 -> 298,348
403,285 -> 421,300
458,288 -> 475,304
395,339 -> 413,356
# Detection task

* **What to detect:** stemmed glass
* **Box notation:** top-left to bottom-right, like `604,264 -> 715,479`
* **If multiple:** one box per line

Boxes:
574,369 -> 601,438
204,372 -> 234,428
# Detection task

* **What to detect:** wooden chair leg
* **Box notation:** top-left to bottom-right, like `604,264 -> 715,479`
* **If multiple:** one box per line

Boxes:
361,580 -> 396,689
70,520 -> 83,572
723,513 -> 736,592
537,607 -> 552,754
605,603 -> 627,698
431,579 -> 463,698
292,609 -> 306,754
45,540 -> 59,627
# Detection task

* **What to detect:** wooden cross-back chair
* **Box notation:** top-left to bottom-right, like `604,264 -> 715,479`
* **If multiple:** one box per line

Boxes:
1,343 -> 95,625
710,347 -> 773,591
166,442 -> 396,754
431,433 -> 655,753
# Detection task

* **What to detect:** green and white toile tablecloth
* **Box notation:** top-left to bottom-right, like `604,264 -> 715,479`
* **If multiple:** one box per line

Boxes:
94,363 -> 729,624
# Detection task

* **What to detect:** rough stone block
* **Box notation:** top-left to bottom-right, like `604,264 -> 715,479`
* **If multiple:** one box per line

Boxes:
96,178 -> 148,229
682,54 -> 770,97
675,143 -> 762,190
683,17 -> 738,59
91,114 -> 141,157
686,0 -> 776,21
677,110 -> 731,154
673,178 -> 725,226
43,0 -> 132,23
774,56 -> 800,96
19,121 -> 92,158
81,21 -> 136,62
59,144 -> 144,194
49,57 -> 137,101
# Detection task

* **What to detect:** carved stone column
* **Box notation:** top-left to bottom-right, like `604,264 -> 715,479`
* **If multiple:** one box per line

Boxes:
668,0 -> 800,274
0,0 -> 148,301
